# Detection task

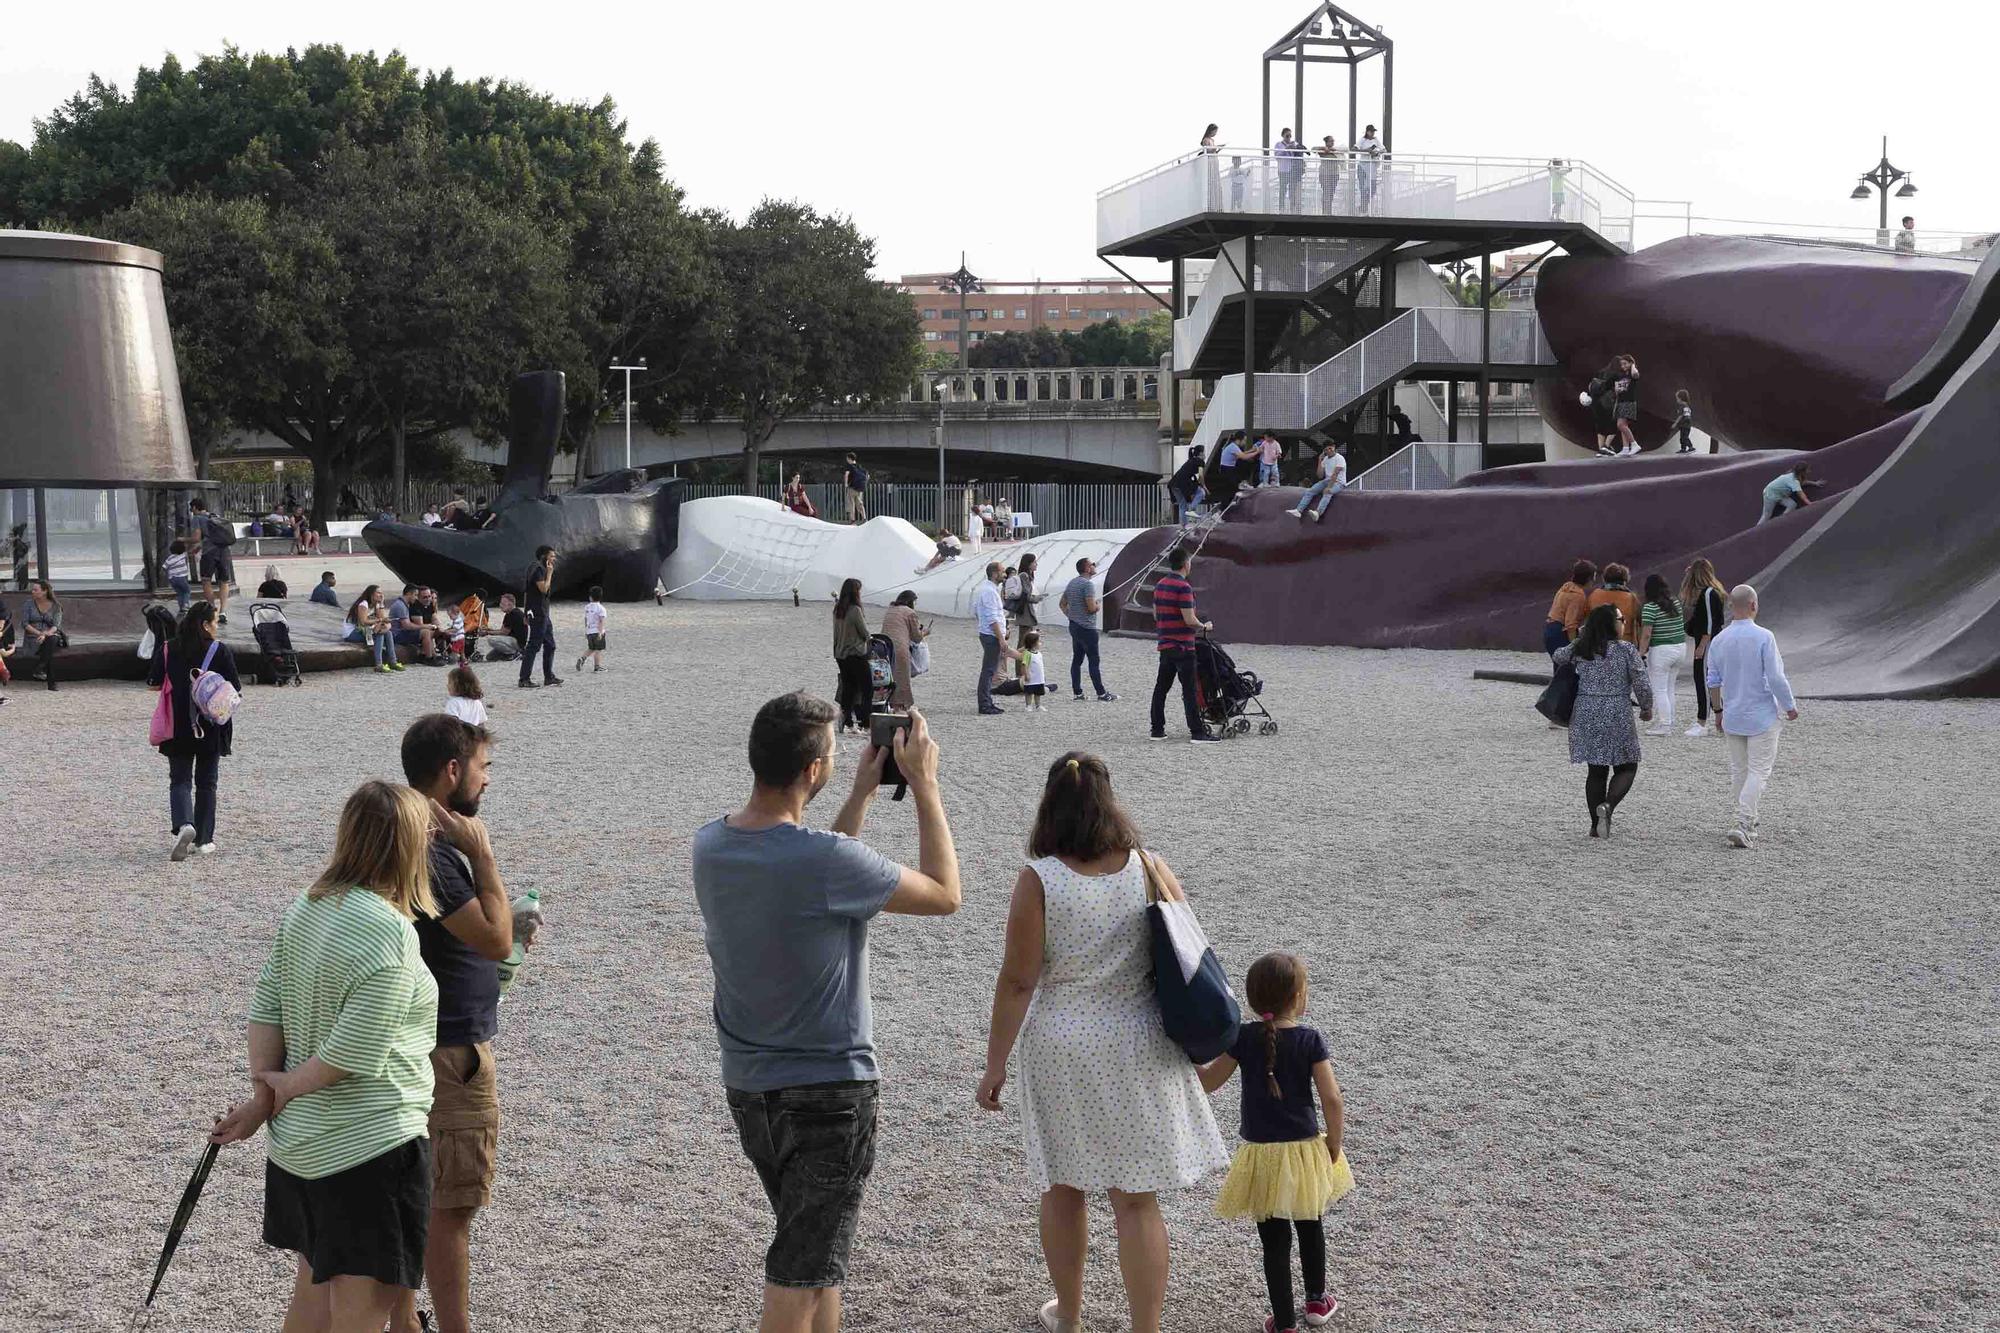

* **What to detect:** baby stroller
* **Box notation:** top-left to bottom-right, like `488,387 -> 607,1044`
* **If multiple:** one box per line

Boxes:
249,602 -> 303,686
867,633 -> 897,709
141,603 -> 178,665
1193,635 -> 1276,736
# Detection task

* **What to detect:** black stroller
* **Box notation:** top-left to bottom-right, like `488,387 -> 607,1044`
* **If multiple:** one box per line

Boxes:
142,603 -> 178,665
249,602 -> 303,686
1193,635 -> 1276,737
866,633 -> 897,710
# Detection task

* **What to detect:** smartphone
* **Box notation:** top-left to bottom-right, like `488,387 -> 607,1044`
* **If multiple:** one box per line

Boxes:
869,712 -> 913,793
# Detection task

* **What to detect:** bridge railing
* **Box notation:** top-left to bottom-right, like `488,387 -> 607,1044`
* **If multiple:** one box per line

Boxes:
901,366 -> 1162,407
681,482 -> 1171,534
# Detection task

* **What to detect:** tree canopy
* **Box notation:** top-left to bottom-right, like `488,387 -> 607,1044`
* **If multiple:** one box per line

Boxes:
967,309 -> 1171,369
0,45 -> 916,514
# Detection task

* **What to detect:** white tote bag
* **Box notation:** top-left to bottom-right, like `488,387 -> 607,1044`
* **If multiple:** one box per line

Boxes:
909,641 -> 931,676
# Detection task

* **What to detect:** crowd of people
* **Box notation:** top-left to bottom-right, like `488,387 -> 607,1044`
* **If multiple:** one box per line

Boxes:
1543,555 -> 1798,846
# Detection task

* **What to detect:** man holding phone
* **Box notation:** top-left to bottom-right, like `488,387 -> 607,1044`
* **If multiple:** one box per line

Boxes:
517,545 -> 562,689
694,694 -> 960,1333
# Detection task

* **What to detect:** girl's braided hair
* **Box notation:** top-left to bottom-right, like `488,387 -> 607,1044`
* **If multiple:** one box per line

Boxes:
1244,951 -> 1307,1100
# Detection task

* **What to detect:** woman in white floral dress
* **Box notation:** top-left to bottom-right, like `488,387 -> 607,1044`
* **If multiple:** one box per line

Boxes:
980,751 -> 1228,1333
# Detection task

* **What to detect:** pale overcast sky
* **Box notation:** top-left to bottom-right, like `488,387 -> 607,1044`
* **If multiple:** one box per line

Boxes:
2,0 -> 1988,282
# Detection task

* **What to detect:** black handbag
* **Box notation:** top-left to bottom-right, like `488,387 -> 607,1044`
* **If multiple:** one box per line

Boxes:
1140,851 -> 1241,1063
1535,662 -> 1578,726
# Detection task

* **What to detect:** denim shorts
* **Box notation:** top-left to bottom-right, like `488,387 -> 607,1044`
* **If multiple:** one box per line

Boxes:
725,1080 -> 880,1288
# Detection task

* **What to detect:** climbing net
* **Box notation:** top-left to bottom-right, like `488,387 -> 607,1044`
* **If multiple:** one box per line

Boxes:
662,510 -> 840,598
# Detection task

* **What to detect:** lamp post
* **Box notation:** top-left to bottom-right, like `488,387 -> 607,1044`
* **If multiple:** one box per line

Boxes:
1850,136 -> 1918,246
937,255 -> 983,370
610,357 -> 647,473
933,375 -> 950,529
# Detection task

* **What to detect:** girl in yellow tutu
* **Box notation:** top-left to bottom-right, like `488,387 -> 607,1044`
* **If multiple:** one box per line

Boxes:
1199,951 -> 1354,1332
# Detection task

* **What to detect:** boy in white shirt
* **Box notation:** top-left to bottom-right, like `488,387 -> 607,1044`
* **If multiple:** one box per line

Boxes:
576,586 -> 609,673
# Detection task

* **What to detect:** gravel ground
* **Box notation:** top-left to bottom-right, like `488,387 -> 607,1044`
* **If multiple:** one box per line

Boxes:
3,599 -> 1994,1333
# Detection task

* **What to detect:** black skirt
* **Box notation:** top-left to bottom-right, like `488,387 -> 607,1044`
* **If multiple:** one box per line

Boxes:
264,1136 -> 432,1288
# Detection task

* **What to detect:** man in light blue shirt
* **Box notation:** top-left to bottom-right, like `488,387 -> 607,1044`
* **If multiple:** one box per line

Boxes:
1705,585 -> 1799,848
972,562 -> 1008,715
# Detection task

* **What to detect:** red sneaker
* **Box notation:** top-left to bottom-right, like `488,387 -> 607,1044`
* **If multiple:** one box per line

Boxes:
1303,1294 -> 1340,1325
1264,1318 -> 1297,1333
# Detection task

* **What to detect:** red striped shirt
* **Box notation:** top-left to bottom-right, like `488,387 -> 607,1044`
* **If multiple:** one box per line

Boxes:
1154,573 -> 1196,651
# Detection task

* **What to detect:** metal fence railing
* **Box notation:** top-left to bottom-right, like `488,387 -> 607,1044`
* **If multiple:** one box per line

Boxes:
1350,440 -> 1485,492
678,482 -> 1169,534
212,479 -> 555,522
1100,149 -> 1636,253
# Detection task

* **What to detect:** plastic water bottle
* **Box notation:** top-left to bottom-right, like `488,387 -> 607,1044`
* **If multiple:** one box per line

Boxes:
497,889 -> 542,994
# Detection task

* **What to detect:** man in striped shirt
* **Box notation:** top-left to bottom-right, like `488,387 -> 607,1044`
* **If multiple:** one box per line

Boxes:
1150,547 -> 1220,743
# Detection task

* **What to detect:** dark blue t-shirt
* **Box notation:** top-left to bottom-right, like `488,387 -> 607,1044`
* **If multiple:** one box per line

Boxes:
416,841 -> 500,1047
1229,1022 -> 1330,1143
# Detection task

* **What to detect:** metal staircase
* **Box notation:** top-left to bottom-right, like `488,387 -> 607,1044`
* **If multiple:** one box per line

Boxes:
1110,504 -> 1237,636
1186,305 -> 1551,456
1175,236 -> 1400,374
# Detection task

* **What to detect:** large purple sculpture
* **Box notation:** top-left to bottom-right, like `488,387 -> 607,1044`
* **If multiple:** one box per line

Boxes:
1103,235 -> 2000,698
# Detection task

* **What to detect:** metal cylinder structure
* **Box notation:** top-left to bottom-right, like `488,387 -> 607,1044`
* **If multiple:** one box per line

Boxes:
0,230 -> 197,486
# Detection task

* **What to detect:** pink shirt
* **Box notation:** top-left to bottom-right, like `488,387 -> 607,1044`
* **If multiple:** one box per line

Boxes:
1259,436 -> 1281,463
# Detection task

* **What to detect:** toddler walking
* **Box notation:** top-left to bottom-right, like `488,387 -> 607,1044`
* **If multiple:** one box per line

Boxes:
1016,629 -> 1047,711
575,585 -> 609,673
444,662 -> 488,726
1202,951 -> 1354,1333
164,540 -> 193,612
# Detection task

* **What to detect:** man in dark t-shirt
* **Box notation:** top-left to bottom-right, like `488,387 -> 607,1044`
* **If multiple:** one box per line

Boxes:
1150,546 -> 1217,743
398,714 -> 517,1333
517,545 -> 561,689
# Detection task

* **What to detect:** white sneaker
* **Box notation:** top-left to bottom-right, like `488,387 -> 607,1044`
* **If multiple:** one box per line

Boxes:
1038,1298 -> 1080,1333
1684,724 -> 1707,737
1725,826 -> 1752,849
171,826 -> 196,862
196,843 -> 217,856
1643,725 -> 1670,737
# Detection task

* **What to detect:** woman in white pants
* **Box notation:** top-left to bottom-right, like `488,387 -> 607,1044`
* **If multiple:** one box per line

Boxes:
1636,573 -> 1688,736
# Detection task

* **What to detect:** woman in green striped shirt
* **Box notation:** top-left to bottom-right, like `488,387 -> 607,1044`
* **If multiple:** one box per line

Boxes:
211,780 -> 440,1331
1636,574 -> 1689,737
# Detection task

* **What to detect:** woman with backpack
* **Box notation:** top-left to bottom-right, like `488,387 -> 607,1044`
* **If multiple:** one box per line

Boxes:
149,601 -> 243,861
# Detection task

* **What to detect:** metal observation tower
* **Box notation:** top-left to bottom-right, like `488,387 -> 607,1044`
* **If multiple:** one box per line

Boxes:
1097,3 -> 1635,478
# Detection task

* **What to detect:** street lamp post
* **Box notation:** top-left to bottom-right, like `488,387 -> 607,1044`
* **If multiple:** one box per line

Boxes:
937,255 -> 983,371
610,358 -> 647,473
934,375 -> 950,529
1849,136 -> 1918,246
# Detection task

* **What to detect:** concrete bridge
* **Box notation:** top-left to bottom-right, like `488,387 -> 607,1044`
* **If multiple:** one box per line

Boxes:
566,365 -> 1172,480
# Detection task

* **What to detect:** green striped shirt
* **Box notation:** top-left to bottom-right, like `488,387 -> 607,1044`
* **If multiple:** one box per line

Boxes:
1640,599 -> 1686,647
250,888 -> 438,1179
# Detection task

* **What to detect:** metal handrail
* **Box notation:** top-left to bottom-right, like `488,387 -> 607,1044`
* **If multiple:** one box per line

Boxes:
1099,147 -> 1621,196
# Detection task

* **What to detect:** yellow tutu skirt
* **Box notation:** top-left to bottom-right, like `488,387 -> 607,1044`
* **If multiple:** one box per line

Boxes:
1215,1140 -> 1355,1221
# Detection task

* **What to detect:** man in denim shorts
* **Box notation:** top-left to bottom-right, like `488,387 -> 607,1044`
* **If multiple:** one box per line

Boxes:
694,693 -> 961,1332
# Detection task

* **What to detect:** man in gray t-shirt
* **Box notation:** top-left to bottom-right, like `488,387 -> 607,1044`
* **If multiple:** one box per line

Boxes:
693,692 -> 960,1323
1058,556 -> 1118,702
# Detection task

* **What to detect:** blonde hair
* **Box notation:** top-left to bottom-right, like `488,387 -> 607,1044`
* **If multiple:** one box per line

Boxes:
1680,556 -> 1725,610
308,781 -> 437,920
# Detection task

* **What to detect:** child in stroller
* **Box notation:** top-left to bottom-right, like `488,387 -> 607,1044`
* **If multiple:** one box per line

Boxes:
1193,635 -> 1276,736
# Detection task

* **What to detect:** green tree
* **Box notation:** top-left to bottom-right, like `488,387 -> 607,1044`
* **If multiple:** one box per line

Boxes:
705,201 -> 921,487
968,327 -> 1072,368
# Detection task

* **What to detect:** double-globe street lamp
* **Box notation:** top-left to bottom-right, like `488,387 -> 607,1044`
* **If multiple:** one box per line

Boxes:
1849,136 -> 1917,247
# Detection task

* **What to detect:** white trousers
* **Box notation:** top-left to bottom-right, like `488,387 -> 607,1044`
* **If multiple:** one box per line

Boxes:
1645,641 -> 1686,728
1725,723 -> 1783,826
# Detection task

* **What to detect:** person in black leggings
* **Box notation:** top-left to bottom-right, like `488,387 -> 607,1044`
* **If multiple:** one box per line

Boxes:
1680,559 -> 1728,735
831,577 -> 874,733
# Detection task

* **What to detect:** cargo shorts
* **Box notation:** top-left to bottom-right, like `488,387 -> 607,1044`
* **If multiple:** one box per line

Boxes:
428,1042 -> 500,1210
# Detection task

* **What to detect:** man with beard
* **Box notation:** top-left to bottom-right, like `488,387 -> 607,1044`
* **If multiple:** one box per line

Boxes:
392,715 -> 516,1333
693,693 -> 960,1333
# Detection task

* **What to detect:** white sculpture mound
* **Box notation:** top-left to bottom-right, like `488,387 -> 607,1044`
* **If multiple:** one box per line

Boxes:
661,496 -> 1142,621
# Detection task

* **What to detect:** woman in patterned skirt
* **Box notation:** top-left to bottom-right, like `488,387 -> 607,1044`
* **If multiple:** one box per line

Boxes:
979,752 -> 1229,1333
1553,604 -> 1654,838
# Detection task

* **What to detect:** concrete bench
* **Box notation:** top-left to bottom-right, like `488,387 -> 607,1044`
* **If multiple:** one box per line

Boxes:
230,522 -> 292,557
